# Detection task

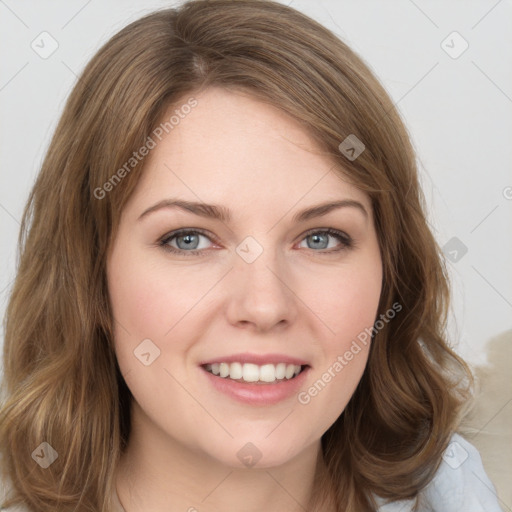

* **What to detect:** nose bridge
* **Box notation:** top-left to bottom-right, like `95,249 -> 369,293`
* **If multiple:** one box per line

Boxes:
225,234 -> 297,330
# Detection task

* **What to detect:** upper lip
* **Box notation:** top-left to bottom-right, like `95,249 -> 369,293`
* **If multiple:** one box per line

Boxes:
199,352 -> 310,367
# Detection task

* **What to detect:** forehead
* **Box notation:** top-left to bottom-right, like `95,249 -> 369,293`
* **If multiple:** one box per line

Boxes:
127,87 -> 371,216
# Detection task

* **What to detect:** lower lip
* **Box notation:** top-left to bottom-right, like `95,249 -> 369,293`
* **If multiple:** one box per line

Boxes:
200,366 -> 310,406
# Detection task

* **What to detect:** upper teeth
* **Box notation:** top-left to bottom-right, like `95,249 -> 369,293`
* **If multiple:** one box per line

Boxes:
205,362 -> 302,382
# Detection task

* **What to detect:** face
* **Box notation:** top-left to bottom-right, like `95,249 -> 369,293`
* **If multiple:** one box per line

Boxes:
107,87 -> 382,469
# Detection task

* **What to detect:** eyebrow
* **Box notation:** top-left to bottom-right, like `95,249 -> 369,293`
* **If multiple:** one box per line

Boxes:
138,198 -> 368,223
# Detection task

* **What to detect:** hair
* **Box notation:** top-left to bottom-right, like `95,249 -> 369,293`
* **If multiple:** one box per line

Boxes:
0,0 -> 473,510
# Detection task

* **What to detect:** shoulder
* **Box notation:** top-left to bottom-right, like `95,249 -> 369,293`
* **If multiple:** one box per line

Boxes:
375,433 -> 504,512
418,434 -> 504,511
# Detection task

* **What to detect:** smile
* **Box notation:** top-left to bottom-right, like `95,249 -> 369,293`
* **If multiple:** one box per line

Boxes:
200,362 -> 311,406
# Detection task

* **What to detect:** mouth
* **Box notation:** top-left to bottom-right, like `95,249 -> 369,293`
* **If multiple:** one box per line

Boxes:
199,353 -> 312,405
202,362 -> 309,384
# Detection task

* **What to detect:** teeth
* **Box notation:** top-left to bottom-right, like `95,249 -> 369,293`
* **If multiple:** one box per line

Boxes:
230,362 -> 243,379
259,364 -> 276,383
219,362 -> 230,378
275,363 -> 286,380
204,362 -> 303,383
243,363 -> 260,382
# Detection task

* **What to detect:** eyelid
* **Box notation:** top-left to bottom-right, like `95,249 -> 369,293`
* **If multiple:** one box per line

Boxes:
300,227 -> 352,245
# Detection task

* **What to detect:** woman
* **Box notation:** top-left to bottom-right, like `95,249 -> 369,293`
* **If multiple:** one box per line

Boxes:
0,0 -> 503,511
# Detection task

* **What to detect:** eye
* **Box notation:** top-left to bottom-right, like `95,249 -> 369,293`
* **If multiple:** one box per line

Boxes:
159,229 -> 215,256
158,227 -> 353,256
297,228 -> 353,253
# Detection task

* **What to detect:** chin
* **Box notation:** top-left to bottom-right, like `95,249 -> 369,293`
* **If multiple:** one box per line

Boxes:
201,435 -> 309,470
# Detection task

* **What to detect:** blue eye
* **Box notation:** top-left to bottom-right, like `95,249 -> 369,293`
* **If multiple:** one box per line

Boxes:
159,228 -> 353,256
160,229 -> 213,255
299,228 -> 353,252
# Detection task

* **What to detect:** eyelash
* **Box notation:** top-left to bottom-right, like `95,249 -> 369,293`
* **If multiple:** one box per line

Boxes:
158,228 -> 354,257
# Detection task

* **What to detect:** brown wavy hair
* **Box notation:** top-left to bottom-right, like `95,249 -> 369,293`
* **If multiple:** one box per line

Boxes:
0,0 -> 472,510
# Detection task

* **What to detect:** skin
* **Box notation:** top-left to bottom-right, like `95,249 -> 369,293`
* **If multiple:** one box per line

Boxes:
108,87 -> 383,512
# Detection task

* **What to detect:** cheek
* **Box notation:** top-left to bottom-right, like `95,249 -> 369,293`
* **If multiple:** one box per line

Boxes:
107,248 -> 206,411
294,253 -> 381,430
107,248 -> 210,341
296,287 -> 377,444
303,254 -> 382,345
333,271 -> 381,339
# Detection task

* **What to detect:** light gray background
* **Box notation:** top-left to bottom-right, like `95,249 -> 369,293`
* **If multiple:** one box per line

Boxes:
1,0 -> 511,508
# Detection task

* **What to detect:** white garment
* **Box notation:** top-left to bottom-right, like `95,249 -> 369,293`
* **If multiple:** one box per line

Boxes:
1,434 -> 504,511
374,434 -> 504,512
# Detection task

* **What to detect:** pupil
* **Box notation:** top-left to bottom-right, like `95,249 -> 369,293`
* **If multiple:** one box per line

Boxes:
310,233 -> 328,249
178,234 -> 198,249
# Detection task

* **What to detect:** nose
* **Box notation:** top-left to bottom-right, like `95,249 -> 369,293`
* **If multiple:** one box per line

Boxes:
224,243 -> 298,332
